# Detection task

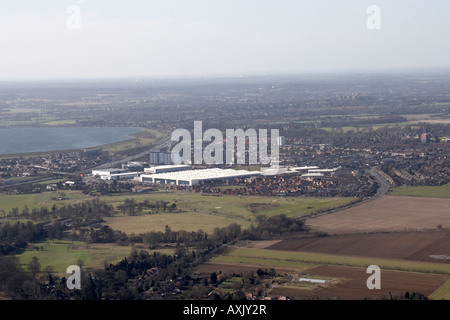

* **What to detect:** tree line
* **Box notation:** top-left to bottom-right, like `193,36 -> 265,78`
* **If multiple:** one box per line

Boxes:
117,198 -> 177,216
0,213 -> 309,299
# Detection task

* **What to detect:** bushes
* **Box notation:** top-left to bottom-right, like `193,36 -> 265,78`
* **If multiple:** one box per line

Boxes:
242,214 -> 306,240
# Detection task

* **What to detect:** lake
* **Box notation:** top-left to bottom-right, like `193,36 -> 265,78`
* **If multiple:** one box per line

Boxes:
0,127 -> 142,155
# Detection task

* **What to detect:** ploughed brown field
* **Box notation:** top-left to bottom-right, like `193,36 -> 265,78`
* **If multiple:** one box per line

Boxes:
268,265 -> 449,300
305,195 -> 450,235
267,231 -> 450,264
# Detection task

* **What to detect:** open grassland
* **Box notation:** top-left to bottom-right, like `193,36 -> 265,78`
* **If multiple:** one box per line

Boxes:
0,191 -> 91,213
104,211 -> 252,234
99,191 -> 353,219
101,192 -> 352,232
0,189 -> 353,233
387,186 -> 450,198
305,195 -> 450,235
15,240 -> 138,276
213,247 -> 450,275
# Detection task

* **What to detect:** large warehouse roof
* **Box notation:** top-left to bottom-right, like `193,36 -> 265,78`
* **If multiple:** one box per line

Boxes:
140,168 -> 262,186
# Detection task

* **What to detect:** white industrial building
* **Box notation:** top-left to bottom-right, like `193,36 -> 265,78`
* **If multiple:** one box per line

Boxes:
106,172 -> 140,181
301,172 -> 324,178
144,164 -> 192,174
140,168 -> 262,186
92,168 -> 128,176
307,166 -> 341,173
289,166 -> 320,172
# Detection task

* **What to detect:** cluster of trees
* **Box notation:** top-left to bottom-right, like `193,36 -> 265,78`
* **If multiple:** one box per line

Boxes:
0,222 -> 46,255
0,212 -> 310,300
242,214 -> 306,240
0,256 -> 37,299
117,198 -> 177,216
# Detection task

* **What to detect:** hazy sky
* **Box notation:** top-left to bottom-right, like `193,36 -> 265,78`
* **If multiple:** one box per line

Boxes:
1,0 -> 449,80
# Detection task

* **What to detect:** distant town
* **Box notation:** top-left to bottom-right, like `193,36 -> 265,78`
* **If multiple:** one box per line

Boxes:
0,73 -> 449,301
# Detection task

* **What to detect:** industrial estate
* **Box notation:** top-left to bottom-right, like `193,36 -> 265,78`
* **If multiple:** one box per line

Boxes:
0,73 -> 449,303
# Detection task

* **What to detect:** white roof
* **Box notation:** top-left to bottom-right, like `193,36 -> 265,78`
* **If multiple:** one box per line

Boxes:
308,167 -> 341,173
109,172 -> 140,176
301,173 -> 324,177
291,166 -> 320,171
144,164 -> 192,171
141,168 -> 261,183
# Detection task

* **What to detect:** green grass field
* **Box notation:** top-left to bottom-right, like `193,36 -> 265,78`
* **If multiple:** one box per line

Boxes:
102,192 -> 352,234
387,186 -> 450,199
101,191 -> 353,223
1,189 -> 353,230
104,211 -> 253,234
213,247 -> 450,275
0,191 -> 91,213
15,240 -> 136,276
2,191 -> 354,282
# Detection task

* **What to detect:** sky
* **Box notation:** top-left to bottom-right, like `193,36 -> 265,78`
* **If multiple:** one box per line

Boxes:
0,0 -> 449,80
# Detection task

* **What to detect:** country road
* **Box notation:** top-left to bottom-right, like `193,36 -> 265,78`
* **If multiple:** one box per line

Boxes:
300,166 -> 395,221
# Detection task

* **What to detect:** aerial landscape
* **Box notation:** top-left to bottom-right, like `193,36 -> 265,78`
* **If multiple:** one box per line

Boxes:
0,0 -> 449,315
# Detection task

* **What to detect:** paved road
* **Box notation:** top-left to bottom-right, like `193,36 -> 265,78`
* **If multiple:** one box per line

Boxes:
300,166 -> 395,221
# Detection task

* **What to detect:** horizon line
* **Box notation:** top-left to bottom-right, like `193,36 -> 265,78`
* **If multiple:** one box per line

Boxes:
2,67 -> 450,83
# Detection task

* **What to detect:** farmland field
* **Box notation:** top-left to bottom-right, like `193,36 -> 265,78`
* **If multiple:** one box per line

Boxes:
202,246 -> 450,299
212,247 -> 450,274
268,265 -> 449,300
266,231 -> 450,264
429,279 -> 450,300
305,195 -> 450,235
387,186 -> 450,198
